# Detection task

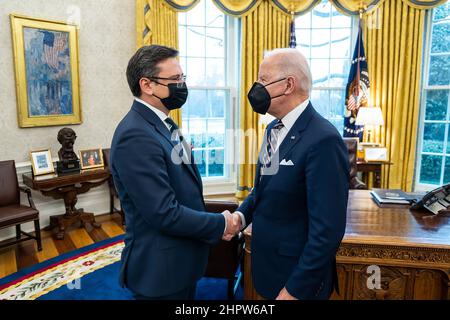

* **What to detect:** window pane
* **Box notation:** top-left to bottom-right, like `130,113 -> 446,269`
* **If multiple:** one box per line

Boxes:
311,3 -> 331,28
310,59 -> 329,87
329,90 -> 346,133
205,27 -> 225,58
311,29 -> 330,59
208,89 -> 225,118
444,157 -> 450,183
428,55 -> 450,86
186,27 -> 205,57
187,119 -> 207,148
205,58 -> 225,86
186,57 -> 205,85
422,123 -> 445,153
329,59 -> 350,87
208,149 -> 224,177
331,6 -> 351,28
186,90 -> 207,118
178,12 -> 187,25
206,0 -> 225,27
433,2 -> 450,21
431,22 -> 450,54
310,90 -> 330,115
419,155 -> 442,185
186,2 -> 205,26
296,11 -> 311,29
193,149 -> 206,176
207,119 -> 225,147
424,90 -> 448,121
330,31 -> 351,58
179,26 -> 187,56
295,29 -> 311,59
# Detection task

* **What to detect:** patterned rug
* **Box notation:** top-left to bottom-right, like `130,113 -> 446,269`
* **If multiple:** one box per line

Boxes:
0,236 -> 242,300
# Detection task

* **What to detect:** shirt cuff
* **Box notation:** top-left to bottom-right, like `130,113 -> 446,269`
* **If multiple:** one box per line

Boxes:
221,212 -> 227,234
235,211 -> 246,230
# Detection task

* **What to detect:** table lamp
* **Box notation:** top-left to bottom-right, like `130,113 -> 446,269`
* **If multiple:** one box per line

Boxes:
355,106 -> 384,142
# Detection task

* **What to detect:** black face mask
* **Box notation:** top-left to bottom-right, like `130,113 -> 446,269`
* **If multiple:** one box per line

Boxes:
247,78 -> 286,114
153,82 -> 188,110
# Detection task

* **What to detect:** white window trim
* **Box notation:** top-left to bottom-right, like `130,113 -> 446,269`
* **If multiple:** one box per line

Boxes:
414,9 -> 450,192
180,13 -> 239,194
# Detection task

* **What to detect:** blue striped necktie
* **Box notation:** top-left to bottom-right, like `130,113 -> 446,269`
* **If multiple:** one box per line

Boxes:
262,120 -> 284,168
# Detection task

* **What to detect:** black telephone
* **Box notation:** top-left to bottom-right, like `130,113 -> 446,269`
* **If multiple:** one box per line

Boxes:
410,183 -> 450,214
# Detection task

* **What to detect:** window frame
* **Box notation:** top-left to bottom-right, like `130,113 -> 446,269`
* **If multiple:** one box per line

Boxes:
414,9 -> 450,192
294,5 -> 359,133
178,7 -> 239,194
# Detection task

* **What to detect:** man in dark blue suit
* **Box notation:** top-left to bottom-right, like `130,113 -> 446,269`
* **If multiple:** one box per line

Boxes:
236,48 -> 349,300
110,45 -> 241,300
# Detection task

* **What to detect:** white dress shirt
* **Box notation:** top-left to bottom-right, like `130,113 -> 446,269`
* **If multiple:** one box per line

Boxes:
236,98 -> 310,230
273,98 -> 310,151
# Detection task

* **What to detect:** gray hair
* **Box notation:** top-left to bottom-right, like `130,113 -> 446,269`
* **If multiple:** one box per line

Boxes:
264,48 -> 312,96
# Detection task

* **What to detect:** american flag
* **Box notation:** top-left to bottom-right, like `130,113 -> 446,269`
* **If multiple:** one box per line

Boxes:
42,31 -> 66,69
343,21 -> 370,140
289,19 -> 296,48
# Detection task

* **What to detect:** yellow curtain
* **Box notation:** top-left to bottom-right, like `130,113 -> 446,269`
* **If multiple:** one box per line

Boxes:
236,0 -> 291,199
136,0 -> 182,126
364,0 -> 426,191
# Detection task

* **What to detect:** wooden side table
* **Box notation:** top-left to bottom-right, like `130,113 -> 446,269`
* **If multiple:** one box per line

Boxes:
356,161 -> 391,188
22,168 -> 110,239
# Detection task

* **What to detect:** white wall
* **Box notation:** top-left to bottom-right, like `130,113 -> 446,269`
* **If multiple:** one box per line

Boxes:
0,0 -> 136,241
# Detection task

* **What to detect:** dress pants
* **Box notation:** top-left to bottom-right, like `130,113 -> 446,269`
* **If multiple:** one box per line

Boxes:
133,283 -> 197,300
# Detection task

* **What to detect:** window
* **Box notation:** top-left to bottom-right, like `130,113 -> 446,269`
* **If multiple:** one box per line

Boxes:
295,0 -> 356,133
415,3 -> 450,189
178,1 -> 237,182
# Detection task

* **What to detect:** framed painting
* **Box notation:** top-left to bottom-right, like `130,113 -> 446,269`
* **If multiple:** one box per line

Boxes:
10,14 -> 82,128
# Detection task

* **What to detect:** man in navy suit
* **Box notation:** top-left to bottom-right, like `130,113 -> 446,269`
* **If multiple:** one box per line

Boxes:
235,48 -> 349,300
110,45 -> 241,300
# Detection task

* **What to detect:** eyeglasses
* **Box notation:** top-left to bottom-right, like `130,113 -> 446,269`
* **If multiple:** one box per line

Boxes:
150,74 -> 187,82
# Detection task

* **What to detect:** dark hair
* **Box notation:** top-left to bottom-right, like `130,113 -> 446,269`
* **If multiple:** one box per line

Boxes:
126,45 -> 179,97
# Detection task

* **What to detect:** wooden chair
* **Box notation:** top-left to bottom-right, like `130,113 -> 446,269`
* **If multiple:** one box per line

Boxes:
0,160 -> 42,251
204,200 -> 244,300
102,148 -> 125,224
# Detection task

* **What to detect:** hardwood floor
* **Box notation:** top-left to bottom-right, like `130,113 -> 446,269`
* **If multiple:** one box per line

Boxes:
0,213 -> 125,279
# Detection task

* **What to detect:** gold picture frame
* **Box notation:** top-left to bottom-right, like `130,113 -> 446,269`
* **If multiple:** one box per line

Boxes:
10,14 -> 82,128
79,148 -> 104,170
30,149 -> 55,176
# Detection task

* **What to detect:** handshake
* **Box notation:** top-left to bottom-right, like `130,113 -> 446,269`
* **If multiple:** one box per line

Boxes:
221,210 -> 243,241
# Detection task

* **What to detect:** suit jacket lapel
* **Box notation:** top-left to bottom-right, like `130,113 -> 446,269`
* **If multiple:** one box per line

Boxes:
258,102 -> 316,189
132,101 -> 203,191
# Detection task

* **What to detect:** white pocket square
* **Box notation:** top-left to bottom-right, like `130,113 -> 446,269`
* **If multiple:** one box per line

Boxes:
280,159 -> 294,166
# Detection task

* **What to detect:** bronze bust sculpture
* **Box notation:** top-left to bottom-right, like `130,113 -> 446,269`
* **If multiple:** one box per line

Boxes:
57,128 -> 78,163
56,128 -> 80,174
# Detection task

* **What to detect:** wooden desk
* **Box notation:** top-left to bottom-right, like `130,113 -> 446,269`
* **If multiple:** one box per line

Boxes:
243,190 -> 450,300
23,168 -> 110,239
356,161 -> 390,188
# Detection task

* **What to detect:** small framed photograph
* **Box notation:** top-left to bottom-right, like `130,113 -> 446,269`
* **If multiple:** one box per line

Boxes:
364,147 -> 388,162
30,149 -> 55,176
79,148 -> 104,170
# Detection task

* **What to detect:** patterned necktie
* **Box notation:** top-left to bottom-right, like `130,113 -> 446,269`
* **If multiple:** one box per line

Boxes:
164,117 -> 184,158
262,119 -> 284,168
